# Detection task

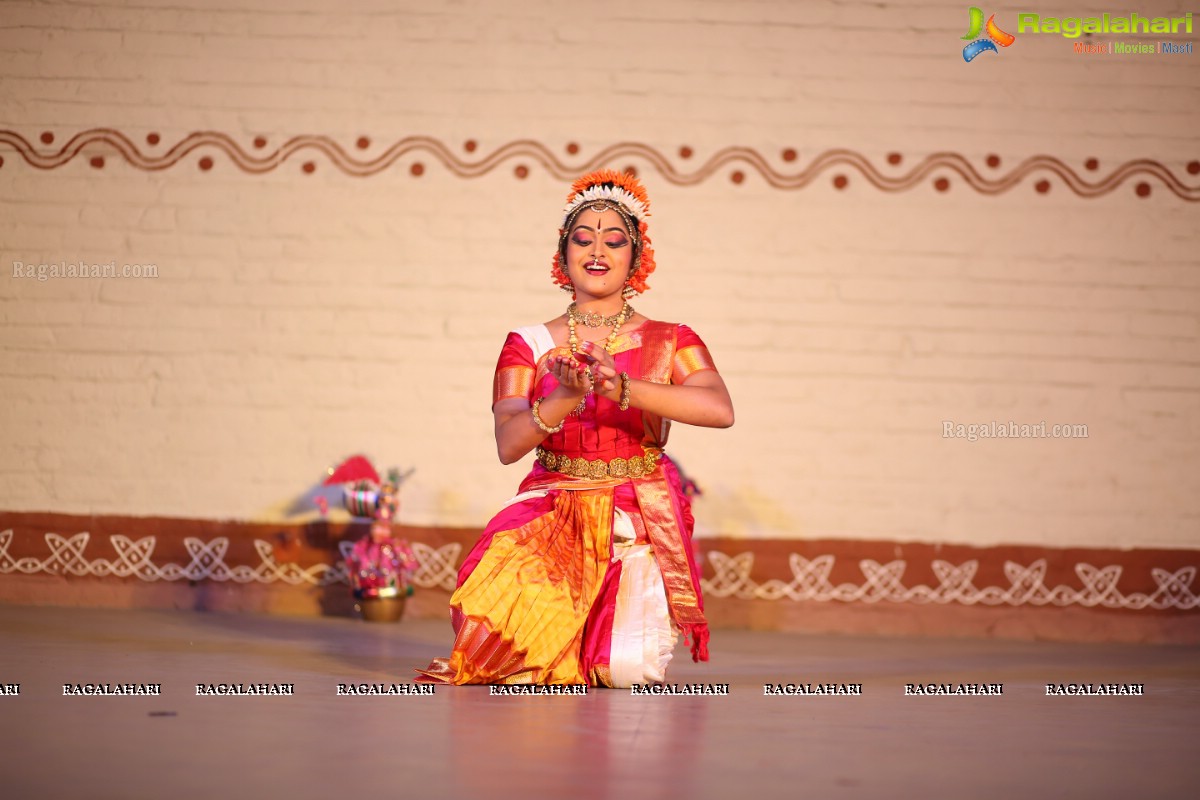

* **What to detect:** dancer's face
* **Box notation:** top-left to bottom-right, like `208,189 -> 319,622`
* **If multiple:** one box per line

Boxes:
563,208 -> 634,302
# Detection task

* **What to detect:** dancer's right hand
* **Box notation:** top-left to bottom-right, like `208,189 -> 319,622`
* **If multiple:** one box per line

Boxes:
547,353 -> 593,398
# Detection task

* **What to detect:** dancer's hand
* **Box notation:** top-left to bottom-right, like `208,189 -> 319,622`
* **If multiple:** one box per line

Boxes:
577,341 -> 621,402
548,353 -> 593,399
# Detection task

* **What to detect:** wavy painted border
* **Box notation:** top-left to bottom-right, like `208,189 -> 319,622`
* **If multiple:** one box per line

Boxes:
1,128 -> 1197,200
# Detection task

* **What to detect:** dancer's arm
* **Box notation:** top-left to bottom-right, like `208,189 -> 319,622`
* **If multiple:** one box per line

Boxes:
606,369 -> 734,429
493,355 -> 590,464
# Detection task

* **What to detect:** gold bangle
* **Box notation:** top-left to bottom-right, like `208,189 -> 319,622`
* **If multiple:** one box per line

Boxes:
531,397 -> 564,434
618,372 -> 631,411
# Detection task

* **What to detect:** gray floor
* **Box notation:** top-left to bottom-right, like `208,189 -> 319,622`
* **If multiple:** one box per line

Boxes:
1,604 -> 1197,800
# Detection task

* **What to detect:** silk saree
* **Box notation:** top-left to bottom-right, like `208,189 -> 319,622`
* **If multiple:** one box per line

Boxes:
416,320 -> 717,688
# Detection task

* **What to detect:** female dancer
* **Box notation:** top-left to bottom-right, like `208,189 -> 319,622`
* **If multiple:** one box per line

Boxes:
418,170 -> 734,687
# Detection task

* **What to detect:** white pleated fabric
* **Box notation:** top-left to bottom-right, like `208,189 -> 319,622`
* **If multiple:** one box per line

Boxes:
608,508 -> 678,688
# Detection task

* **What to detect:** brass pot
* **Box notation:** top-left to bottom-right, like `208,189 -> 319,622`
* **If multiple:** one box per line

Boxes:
358,596 -> 406,623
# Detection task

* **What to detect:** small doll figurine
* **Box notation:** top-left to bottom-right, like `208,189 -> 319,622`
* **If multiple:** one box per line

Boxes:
325,457 -> 417,621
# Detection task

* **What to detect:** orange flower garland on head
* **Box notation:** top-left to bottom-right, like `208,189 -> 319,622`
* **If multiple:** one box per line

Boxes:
552,169 -> 657,296
565,169 -> 650,209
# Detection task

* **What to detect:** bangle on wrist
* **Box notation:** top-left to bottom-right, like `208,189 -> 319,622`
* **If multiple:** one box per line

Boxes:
618,372 -> 632,411
531,397 -> 564,434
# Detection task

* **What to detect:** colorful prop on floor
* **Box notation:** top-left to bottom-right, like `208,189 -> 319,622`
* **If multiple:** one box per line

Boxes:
323,456 -> 416,622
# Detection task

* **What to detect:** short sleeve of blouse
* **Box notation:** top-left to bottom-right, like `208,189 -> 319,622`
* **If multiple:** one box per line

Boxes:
672,324 -> 718,384
492,332 -> 536,407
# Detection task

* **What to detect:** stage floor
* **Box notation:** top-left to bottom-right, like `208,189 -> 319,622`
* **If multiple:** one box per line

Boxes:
1,604 -> 1197,799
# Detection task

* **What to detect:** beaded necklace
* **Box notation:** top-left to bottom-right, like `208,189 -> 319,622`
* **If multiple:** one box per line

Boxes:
567,301 -> 632,356
565,300 -> 632,415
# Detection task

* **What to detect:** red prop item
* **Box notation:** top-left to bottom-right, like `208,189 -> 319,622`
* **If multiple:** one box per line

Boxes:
323,454 -> 381,486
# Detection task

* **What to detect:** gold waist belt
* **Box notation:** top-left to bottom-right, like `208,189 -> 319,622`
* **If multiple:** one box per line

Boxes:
536,446 -> 663,480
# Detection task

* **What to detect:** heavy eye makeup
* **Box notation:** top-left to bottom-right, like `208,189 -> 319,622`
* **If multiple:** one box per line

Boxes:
570,225 -> 629,249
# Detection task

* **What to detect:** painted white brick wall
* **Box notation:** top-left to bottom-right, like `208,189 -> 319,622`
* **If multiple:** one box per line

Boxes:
1,0 -> 1197,548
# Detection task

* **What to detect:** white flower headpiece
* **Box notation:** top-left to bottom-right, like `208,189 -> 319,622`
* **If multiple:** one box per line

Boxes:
561,184 -> 651,227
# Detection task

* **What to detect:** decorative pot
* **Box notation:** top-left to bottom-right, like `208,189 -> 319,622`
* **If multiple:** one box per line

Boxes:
357,595 -> 406,623
343,485 -> 380,517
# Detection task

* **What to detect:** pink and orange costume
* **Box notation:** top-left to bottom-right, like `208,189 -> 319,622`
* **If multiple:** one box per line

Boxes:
417,320 -> 718,687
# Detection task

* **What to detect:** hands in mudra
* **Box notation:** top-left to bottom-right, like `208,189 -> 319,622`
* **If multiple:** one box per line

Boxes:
548,341 -> 621,402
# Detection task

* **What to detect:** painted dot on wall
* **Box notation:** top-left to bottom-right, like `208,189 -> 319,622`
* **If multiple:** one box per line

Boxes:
410,162 -> 424,177
40,131 -> 54,145
1035,179 -> 1050,194
356,136 -> 370,150
781,148 -> 797,163
253,136 -> 267,149
146,132 -> 160,146
198,156 -> 213,171
933,177 -> 950,192
986,154 -> 1001,168
624,165 -> 637,177
886,152 -> 902,166
1135,182 -> 1151,198
514,165 -> 528,179
730,170 -> 744,184
566,142 -> 579,155
832,175 -> 848,190
1084,157 -> 1099,171
1187,160 -> 1200,175
464,139 -> 478,153
302,161 -> 316,174
89,156 -> 105,169
679,145 -> 693,159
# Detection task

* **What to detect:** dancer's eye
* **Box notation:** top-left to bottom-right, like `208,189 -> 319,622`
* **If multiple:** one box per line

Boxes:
604,238 -> 628,249
571,236 -> 593,247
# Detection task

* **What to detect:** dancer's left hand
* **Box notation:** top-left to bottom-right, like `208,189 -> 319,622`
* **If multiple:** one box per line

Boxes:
578,341 -> 621,402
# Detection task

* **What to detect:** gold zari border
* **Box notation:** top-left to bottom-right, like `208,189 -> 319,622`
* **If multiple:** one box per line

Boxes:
493,365 -> 534,405
674,344 -> 716,381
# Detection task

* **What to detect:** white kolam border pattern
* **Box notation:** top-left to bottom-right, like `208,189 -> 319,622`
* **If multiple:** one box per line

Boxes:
703,552 -> 1197,610
0,530 -> 462,591
0,530 -> 1196,610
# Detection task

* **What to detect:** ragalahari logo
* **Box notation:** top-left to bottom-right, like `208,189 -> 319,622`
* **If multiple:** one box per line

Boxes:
962,7 -> 1016,61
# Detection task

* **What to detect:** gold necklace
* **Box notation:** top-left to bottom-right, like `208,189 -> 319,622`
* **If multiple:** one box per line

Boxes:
565,300 -> 632,415
567,301 -> 631,357
568,302 -> 633,329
